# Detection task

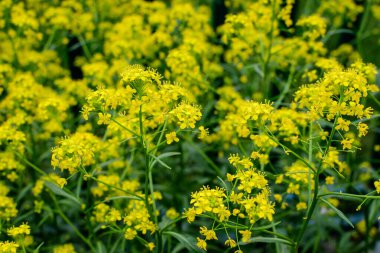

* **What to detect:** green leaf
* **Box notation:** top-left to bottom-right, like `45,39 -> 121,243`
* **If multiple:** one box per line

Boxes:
157,152 -> 181,159
96,241 -> 107,253
241,236 -> 293,246
150,152 -> 180,170
16,183 -> 33,202
104,195 -> 142,202
32,242 -> 45,253
163,231 -> 205,253
251,221 -> 282,231
217,176 -> 229,192
45,181 -> 81,206
321,198 -> 354,228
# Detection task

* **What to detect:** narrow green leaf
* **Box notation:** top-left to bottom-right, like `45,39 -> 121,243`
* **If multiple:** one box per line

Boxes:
96,241 -> 106,253
163,231 -> 205,253
157,152 -> 181,159
16,183 -> 33,202
321,198 -> 354,228
104,195 -> 142,202
149,152 -> 180,170
45,181 -> 81,205
32,242 -> 45,253
217,176 -> 229,192
241,236 -> 293,246
251,221 -> 282,231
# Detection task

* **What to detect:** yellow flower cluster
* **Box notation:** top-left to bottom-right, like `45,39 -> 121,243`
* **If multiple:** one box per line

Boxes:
51,132 -> 111,173
7,224 -> 30,237
0,241 -> 19,253
0,182 -> 18,221
53,244 -> 77,253
186,155 -> 274,251
0,0 -> 378,252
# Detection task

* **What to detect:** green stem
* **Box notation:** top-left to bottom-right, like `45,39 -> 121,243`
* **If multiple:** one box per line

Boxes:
294,116 -> 339,251
262,0 -> 277,98
183,136 -> 223,177
14,151 -> 47,176
264,127 -> 315,174
138,103 -> 161,253
110,118 -> 139,137
50,193 -> 96,252
307,122 -> 313,208
78,34 -> 92,60
44,26 -> 57,50
318,191 -> 380,200
274,63 -> 296,108
89,176 -> 144,201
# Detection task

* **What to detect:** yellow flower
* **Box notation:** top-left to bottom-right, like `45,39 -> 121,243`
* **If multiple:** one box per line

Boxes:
341,138 -> 353,150
198,126 -> 209,139
357,122 -> 368,137
296,202 -> 307,211
0,241 -> 19,253
166,208 -> 180,219
184,208 -> 196,223
325,176 -> 334,185
274,194 -> 282,202
336,118 -> 350,132
374,180 -> 380,194
165,132 -> 179,144
147,242 -> 155,251
196,237 -> 207,251
225,238 -> 237,248
97,112 -> 111,125
7,223 -> 31,237
56,178 -> 67,188
239,230 -> 251,242
53,243 -> 77,253
200,226 -> 217,240
124,228 -> 137,240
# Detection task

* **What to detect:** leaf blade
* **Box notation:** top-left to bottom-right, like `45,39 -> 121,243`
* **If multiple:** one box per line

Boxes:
321,198 -> 354,228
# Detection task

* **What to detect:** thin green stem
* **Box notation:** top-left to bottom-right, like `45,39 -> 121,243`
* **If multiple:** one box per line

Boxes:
110,118 -> 139,137
50,193 -> 96,252
318,191 -> 380,200
294,115 -> 339,252
14,151 -> 47,176
274,63 -> 296,108
78,34 -> 91,60
44,26 -> 57,50
183,136 -> 223,177
89,176 -> 144,201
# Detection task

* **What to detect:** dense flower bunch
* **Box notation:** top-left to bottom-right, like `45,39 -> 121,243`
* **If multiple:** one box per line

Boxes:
1,0 -> 380,253
186,155 -> 274,251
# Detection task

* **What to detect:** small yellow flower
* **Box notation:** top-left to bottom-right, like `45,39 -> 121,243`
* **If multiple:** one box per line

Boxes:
97,113 -> 111,125
336,117 -> 350,132
184,208 -> 196,223
56,178 -> 67,188
296,202 -> 307,211
7,223 -> 31,237
147,242 -> 155,251
341,138 -> 353,150
357,123 -> 368,137
274,194 -> 282,202
196,237 -> 207,251
165,131 -> 179,144
225,238 -> 237,248
165,208 -> 179,219
325,176 -> 334,185
200,226 -> 217,240
374,180 -> 380,194
239,230 -> 252,243
198,126 -> 209,139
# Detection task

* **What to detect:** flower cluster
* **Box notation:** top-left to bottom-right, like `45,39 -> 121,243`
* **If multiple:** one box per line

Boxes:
186,155 -> 274,252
